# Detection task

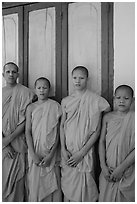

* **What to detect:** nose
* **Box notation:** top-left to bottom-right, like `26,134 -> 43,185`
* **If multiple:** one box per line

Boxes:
40,87 -> 45,92
9,71 -> 13,76
76,78 -> 80,83
120,98 -> 124,103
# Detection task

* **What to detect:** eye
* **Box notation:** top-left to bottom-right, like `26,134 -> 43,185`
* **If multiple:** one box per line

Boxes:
73,77 -> 77,79
116,96 -> 120,99
125,97 -> 129,100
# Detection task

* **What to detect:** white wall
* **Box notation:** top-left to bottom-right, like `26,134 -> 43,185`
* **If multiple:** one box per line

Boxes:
114,2 -> 135,94
68,3 -> 101,95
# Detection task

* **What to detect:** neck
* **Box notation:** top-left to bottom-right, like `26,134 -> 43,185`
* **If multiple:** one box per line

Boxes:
6,83 -> 17,88
75,88 -> 87,96
37,98 -> 48,104
115,110 -> 129,116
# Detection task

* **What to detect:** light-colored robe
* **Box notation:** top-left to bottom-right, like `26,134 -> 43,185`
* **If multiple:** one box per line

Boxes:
2,83 -> 34,202
28,99 -> 62,202
61,90 -> 110,202
99,111 -> 135,202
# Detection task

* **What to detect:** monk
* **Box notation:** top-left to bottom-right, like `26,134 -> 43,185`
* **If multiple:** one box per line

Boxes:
99,85 -> 135,202
2,62 -> 34,201
25,77 -> 62,202
60,66 -> 110,202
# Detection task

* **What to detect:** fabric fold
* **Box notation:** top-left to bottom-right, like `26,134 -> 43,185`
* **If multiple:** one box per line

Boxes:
28,99 -> 62,202
2,83 -> 34,201
61,90 -> 110,201
99,111 -> 135,202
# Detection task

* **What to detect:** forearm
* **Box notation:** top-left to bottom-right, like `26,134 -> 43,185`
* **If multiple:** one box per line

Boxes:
26,132 -> 36,158
60,125 -> 67,151
2,122 -> 25,147
80,130 -> 99,157
99,140 -> 107,169
118,149 -> 135,172
49,130 -> 59,158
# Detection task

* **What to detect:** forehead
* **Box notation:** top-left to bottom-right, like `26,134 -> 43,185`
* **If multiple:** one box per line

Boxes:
36,79 -> 49,86
115,88 -> 131,96
72,69 -> 87,76
4,64 -> 18,72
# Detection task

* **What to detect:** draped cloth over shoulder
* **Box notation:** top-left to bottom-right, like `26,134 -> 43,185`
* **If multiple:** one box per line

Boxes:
61,90 -> 110,202
99,112 -> 135,202
2,83 -> 34,202
28,99 -> 62,202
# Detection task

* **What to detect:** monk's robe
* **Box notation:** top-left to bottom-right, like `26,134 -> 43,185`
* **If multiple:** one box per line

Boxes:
99,111 -> 135,202
2,83 -> 34,202
28,99 -> 62,202
61,90 -> 110,202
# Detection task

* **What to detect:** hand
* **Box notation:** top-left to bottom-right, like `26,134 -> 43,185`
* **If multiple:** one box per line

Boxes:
62,149 -> 72,163
2,136 -> 11,147
67,151 -> 84,167
39,154 -> 52,168
110,166 -> 123,182
102,165 -> 112,181
4,145 -> 17,159
32,154 -> 41,166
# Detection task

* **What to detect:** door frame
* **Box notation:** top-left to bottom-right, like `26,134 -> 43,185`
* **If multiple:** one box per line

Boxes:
24,3 -> 62,102
2,6 -> 24,84
2,2 -> 114,105
101,3 -> 114,106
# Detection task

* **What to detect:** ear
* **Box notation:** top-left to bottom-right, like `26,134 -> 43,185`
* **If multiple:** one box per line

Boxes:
2,72 -> 4,78
130,97 -> 135,111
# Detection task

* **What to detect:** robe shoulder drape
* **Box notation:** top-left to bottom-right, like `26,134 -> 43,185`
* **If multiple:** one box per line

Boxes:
2,83 -> 34,202
99,111 -> 135,202
28,99 -> 62,202
61,90 -> 110,202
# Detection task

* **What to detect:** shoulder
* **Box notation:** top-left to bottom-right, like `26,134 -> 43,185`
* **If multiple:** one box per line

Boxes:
48,99 -> 62,114
61,95 -> 71,106
26,102 -> 37,112
87,90 -> 107,102
88,90 -> 110,111
18,84 -> 34,94
18,84 -> 35,99
102,111 -> 114,123
48,99 -> 61,107
2,86 -> 7,91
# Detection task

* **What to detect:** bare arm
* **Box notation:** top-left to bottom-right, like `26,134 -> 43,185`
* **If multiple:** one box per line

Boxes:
98,114 -> 113,180
2,122 -> 25,148
49,123 -> 60,157
60,105 -> 72,162
60,107 -> 67,152
99,115 -> 108,169
40,122 -> 60,167
81,115 -> 101,157
119,149 -> 135,170
67,115 -> 102,167
110,149 -> 135,181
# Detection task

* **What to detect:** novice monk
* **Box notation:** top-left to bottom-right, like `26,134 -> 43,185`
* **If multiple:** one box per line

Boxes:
25,77 -> 62,202
2,62 -> 34,201
99,85 -> 135,202
60,66 -> 110,202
